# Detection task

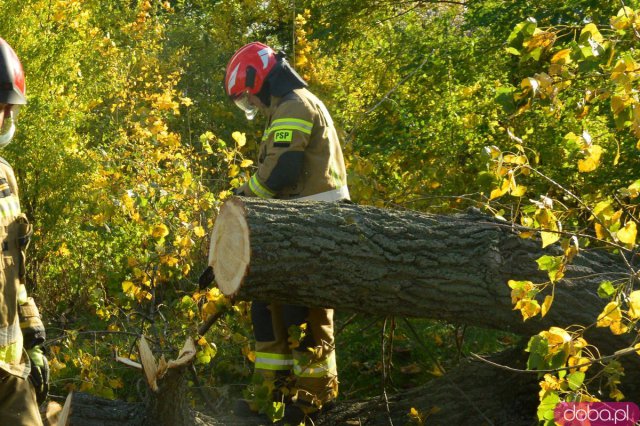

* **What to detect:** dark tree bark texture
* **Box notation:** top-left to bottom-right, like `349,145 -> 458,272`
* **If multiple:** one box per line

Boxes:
212,198 -> 633,346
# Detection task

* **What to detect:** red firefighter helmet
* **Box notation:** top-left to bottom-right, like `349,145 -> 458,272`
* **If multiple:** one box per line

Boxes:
224,42 -> 277,119
0,37 -> 26,105
0,38 -> 25,147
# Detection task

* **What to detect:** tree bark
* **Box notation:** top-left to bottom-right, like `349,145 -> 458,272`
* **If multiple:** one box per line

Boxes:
211,197 -> 633,341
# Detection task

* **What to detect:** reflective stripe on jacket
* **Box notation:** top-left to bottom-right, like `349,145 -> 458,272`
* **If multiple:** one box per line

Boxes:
0,158 -> 30,378
240,88 -> 349,200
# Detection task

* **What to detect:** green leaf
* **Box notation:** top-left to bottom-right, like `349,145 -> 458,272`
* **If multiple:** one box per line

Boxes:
550,351 -> 567,370
597,281 -> 616,299
507,18 -> 538,46
567,371 -> 585,390
505,47 -> 521,56
526,335 -> 548,370
536,255 -> 564,281
537,392 -> 560,421
495,86 -> 516,114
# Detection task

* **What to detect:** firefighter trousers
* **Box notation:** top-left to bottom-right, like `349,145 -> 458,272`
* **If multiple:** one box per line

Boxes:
0,370 -> 43,426
251,301 -> 338,409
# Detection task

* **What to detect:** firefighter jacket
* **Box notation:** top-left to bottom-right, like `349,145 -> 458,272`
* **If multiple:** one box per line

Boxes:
238,88 -> 350,201
0,157 -> 40,379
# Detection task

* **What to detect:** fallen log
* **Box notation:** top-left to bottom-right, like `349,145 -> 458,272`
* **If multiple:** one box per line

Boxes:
208,197 -> 640,399
209,197 -> 631,338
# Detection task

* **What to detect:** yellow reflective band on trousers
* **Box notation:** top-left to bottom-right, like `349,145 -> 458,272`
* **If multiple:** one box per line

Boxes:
293,352 -> 337,378
255,351 -> 294,371
248,174 -> 275,199
0,196 -> 20,218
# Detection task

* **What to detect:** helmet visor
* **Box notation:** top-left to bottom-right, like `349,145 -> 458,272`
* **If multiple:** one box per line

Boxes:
0,106 -> 18,148
233,92 -> 258,120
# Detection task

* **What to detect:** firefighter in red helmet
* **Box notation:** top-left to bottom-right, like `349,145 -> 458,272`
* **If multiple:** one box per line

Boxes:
224,42 -> 349,424
0,37 -> 48,426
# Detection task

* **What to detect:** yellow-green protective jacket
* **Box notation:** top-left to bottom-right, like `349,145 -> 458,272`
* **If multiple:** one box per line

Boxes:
0,157 -> 39,379
238,88 -> 350,201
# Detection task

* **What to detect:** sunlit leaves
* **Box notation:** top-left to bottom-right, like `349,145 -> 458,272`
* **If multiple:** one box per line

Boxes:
597,281 -> 616,299
232,131 -> 247,147
628,291 -> 640,320
150,224 -> 170,239
616,221 -> 637,248
536,255 -> 564,282
596,302 -> 626,334
577,144 -> 603,172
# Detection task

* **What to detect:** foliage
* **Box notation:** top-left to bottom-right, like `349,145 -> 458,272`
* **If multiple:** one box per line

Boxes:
0,0 -> 638,422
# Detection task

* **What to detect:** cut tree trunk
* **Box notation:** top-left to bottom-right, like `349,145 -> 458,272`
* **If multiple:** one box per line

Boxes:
210,197 -> 633,339
209,197 -> 640,397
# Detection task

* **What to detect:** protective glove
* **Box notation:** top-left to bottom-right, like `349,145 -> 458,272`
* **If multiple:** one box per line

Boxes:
199,266 -> 215,290
27,346 -> 49,405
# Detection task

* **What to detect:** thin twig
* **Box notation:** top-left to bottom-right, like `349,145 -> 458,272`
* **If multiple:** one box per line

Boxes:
45,330 -> 144,346
470,346 -> 639,374
381,317 -> 395,426
403,318 -> 495,425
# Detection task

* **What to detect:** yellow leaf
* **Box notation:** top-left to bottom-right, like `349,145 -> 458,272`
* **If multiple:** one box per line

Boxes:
232,131 -> 246,147
597,301 -> 622,327
541,295 -> 554,317
122,281 -> 135,293
182,171 -> 193,189
516,299 -> 540,320
160,255 -> 179,267
193,226 -> 206,237
611,7 -> 633,30
240,159 -> 254,168
568,356 -> 590,373
577,145 -> 603,173
228,164 -> 240,177
409,407 -> 420,418
57,243 -> 71,257
610,320 -> 628,335
428,363 -> 444,377
511,185 -> 527,197
635,343 -> 640,356
581,23 -> 604,43
490,178 -> 510,200
628,290 -> 640,320
551,48 -> 572,64
541,231 -> 560,248
508,280 -> 534,304
151,224 -> 169,239
594,223 -> 606,240
617,221 -> 637,248
540,326 -> 571,346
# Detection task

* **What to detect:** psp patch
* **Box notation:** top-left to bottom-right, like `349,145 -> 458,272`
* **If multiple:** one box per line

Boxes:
273,130 -> 293,147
